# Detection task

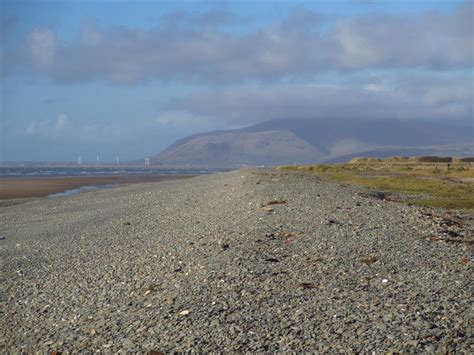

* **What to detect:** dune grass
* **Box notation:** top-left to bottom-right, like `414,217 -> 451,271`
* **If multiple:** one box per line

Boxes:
278,163 -> 474,210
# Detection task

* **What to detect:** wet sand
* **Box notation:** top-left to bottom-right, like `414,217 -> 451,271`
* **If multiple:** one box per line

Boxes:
0,175 -> 193,199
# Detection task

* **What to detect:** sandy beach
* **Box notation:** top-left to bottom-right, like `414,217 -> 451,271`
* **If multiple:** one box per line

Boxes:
0,169 -> 472,352
0,175 -> 193,200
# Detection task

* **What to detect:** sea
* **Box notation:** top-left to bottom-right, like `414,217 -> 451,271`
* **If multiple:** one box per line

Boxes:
0,166 -> 220,178
0,166 -> 225,198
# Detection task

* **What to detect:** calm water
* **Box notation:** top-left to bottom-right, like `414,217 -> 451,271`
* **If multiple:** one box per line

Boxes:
48,184 -> 119,198
0,166 -> 220,178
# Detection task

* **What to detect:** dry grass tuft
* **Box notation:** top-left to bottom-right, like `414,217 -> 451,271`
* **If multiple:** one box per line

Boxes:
278,160 -> 474,210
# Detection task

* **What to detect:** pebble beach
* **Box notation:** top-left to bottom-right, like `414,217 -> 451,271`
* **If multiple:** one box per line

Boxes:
1,169 -> 472,352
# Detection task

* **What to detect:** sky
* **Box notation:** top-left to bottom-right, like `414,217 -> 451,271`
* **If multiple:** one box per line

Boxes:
1,0 -> 473,162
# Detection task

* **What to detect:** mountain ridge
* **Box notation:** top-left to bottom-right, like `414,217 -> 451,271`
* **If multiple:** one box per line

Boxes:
151,119 -> 473,167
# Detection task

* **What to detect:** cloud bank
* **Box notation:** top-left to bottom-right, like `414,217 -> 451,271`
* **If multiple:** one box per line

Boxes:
4,3 -> 473,84
159,73 -> 473,126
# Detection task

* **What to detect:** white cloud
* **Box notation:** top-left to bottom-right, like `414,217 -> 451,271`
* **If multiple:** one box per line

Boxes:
5,3 -> 472,84
25,114 -> 123,144
79,21 -> 103,46
334,22 -> 382,68
56,113 -> 70,130
27,27 -> 56,69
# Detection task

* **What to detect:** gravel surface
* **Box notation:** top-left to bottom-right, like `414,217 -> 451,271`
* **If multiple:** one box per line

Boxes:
1,169 -> 472,352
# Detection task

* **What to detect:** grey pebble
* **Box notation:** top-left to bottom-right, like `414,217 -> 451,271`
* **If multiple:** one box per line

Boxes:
0,168 -> 471,352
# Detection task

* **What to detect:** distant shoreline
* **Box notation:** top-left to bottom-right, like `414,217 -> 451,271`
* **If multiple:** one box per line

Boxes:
0,174 -> 195,200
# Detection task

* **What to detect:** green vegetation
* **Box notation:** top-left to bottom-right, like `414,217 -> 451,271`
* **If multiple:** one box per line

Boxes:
278,163 -> 474,210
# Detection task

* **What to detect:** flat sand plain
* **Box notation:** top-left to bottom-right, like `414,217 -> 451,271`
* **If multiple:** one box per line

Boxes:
0,169 -> 472,352
0,175 -> 192,199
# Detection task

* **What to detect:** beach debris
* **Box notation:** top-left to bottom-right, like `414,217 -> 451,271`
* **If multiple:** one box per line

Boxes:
423,212 -> 463,227
306,257 -> 324,266
297,282 -> 318,289
428,235 -> 474,245
265,233 -> 277,240
261,199 -> 287,207
123,221 -> 131,226
359,191 -> 387,200
220,243 -> 229,250
143,285 -> 156,296
0,236 -> 5,240
265,257 -> 280,263
382,279 -> 389,283
358,256 -> 379,264
461,257 -> 470,265
441,230 -> 462,238
260,206 -> 275,213
178,309 -> 191,316
277,231 -> 301,238
440,217 -> 462,227
266,231 -> 303,239
163,295 -> 175,305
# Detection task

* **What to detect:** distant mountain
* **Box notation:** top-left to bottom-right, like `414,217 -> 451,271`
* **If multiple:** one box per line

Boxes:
153,130 -> 324,167
151,119 -> 473,167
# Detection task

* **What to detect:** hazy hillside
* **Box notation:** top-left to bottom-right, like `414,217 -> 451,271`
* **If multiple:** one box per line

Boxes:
152,119 -> 473,167
249,119 -> 471,149
153,130 -> 324,167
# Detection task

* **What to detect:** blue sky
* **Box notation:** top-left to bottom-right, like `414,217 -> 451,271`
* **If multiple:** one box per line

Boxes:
1,0 -> 472,162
